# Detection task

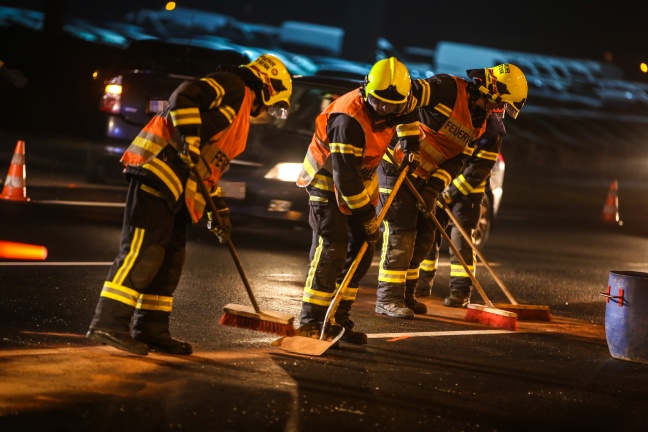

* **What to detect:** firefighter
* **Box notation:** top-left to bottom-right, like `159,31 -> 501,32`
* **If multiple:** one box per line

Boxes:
376,64 -> 528,318
416,110 -> 507,307
295,57 -> 421,344
86,54 -> 292,356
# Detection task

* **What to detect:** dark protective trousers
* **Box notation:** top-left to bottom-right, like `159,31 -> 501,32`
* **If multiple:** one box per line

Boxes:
416,196 -> 481,297
299,190 -> 374,326
376,160 -> 437,304
89,176 -> 190,335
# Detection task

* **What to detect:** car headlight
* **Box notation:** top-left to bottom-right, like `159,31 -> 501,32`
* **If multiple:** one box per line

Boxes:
264,163 -> 302,182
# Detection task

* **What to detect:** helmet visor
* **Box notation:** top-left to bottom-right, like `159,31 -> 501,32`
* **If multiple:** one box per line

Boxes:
267,100 -> 290,120
367,94 -> 406,116
504,103 -> 519,119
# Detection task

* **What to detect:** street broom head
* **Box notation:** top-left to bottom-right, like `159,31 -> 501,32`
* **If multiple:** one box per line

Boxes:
219,303 -> 296,336
492,303 -> 552,321
465,304 -> 518,331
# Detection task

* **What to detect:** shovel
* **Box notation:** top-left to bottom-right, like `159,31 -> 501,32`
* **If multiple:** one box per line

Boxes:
274,165 -> 411,355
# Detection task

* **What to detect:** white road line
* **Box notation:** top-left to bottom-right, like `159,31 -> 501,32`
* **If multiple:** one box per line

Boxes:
0,262 -> 112,266
368,329 -> 523,339
34,200 -> 124,207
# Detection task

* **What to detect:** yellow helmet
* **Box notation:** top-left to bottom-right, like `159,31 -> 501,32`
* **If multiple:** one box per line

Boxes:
242,54 -> 292,119
478,63 -> 528,119
365,57 -> 411,105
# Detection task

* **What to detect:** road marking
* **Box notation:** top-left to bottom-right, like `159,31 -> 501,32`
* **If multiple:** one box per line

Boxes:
0,262 -> 112,266
368,329 -> 522,339
34,200 -> 124,207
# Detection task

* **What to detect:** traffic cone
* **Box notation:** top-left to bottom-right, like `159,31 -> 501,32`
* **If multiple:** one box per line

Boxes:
0,240 -> 47,260
1,140 -> 29,202
601,179 -> 622,226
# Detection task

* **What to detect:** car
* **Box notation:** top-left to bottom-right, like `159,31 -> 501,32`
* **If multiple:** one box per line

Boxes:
220,75 -> 504,248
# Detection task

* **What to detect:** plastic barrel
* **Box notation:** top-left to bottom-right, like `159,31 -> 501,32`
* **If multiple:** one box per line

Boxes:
602,271 -> 648,364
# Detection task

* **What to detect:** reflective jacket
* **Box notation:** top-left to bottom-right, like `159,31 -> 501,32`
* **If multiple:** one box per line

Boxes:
446,111 -> 506,202
297,88 -> 419,216
121,74 -> 254,222
392,74 -> 489,194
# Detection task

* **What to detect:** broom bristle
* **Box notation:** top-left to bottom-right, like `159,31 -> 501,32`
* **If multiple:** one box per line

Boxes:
464,305 -> 518,331
492,303 -> 552,322
220,311 -> 296,337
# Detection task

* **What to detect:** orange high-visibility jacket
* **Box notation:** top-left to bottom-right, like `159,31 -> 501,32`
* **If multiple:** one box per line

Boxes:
121,87 -> 254,222
297,89 -> 418,215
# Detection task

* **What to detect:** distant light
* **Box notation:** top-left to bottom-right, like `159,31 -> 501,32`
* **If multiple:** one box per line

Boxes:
641,63 -> 648,73
165,2 -> 176,11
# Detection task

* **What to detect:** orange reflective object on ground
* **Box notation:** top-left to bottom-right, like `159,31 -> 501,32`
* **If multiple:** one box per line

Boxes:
0,240 -> 47,260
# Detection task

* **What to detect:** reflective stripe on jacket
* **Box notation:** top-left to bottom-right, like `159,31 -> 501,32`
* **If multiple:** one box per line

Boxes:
296,89 -> 399,215
121,88 -> 254,222
395,77 -> 486,179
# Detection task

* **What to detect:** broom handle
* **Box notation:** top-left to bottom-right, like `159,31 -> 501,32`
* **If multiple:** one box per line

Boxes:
437,201 -> 519,305
191,166 -> 261,313
320,166 -> 410,339
384,151 -> 494,308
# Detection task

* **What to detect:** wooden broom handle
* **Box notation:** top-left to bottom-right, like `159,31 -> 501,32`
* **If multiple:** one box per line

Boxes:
320,166 -> 410,339
437,201 -> 519,305
191,166 -> 261,313
384,151 -> 495,308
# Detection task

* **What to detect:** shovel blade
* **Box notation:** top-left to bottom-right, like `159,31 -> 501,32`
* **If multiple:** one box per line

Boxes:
272,325 -> 345,356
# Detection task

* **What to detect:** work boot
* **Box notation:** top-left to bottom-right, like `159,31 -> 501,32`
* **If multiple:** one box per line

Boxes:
86,328 -> 149,356
375,302 -> 415,319
132,310 -> 193,355
296,322 -> 321,338
134,333 -> 193,355
296,322 -> 341,348
405,283 -> 428,314
404,297 -> 428,314
443,291 -> 470,308
337,318 -> 367,345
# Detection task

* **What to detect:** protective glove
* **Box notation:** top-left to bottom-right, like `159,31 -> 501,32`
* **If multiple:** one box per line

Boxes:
207,207 -> 231,244
416,187 -> 437,217
178,136 -> 201,168
438,190 -> 453,208
358,209 -> 380,245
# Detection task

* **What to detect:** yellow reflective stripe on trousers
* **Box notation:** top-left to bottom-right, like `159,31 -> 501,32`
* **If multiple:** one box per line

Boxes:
420,258 -> 438,272
100,281 -> 140,307
303,236 -> 330,306
378,220 -> 406,284
450,263 -> 475,278
406,267 -> 420,281
113,227 -> 144,286
136,294 -> 173,312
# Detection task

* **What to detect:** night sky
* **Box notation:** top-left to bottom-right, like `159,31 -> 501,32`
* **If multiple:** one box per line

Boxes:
7,0 -> 648,81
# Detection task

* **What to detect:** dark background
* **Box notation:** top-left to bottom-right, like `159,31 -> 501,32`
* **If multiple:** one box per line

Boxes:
3,0 -> 647,81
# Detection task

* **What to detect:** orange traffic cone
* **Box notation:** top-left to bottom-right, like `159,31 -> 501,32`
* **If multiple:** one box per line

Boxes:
601,179 -> 622,226
0,240 -> 47,260
1,140 -> 29,202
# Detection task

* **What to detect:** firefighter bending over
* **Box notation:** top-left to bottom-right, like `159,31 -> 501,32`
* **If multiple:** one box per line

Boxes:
86,54 -> 292,355
376,64 -> 527,318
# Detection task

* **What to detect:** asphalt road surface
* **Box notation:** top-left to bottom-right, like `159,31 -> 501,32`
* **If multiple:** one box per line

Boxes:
1,132 -> 648,431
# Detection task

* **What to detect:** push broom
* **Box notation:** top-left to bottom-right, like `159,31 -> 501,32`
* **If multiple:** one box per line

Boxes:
385,151 -> 517,331
191,166 -> 296,337
437,200 -> 552,321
